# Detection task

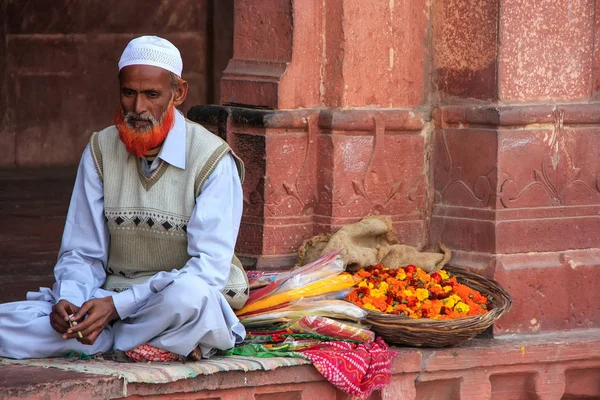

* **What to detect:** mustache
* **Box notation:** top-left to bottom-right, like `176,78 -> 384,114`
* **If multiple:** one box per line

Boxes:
124,112 -> 159,129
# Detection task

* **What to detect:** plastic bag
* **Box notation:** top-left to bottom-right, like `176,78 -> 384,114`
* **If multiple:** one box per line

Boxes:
247,252 -> 342,304
289,316 -> 375,343
239,299 -> 368,325
236,273 -> 358,316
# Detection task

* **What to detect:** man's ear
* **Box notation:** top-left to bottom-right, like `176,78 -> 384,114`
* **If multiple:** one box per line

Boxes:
173,79 -> 188,107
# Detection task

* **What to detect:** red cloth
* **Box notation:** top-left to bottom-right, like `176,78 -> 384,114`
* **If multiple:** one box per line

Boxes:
300,337 -> 397,398
126,344 -> 180,362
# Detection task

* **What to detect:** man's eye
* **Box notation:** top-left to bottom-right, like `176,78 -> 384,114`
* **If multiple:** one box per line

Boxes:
147,92 -> 159,99
122,89 -> 135,97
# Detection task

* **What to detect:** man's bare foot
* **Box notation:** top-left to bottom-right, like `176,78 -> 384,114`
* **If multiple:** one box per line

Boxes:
187,346 -> 203,361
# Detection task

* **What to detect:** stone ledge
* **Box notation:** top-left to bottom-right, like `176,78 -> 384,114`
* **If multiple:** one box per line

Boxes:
2,329 -> 599,399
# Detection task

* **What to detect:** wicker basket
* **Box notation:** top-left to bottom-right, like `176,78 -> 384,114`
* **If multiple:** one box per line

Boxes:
364,265 -> 512,347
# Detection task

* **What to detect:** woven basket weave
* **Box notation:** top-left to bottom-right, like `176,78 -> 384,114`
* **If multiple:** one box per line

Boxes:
364,265 -> 512,347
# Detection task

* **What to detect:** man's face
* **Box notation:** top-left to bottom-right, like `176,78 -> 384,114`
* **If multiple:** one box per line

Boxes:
119,65 -> 173,129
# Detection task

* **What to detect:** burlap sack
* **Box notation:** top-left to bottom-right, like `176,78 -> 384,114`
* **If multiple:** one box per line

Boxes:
297,217 -> 451,273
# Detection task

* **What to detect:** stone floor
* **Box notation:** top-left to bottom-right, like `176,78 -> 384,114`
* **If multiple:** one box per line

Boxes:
2,329 -> 600,399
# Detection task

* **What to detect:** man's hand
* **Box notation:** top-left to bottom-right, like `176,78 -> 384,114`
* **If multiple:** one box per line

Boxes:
50,299 -> 79,335
64,297 -> 119,345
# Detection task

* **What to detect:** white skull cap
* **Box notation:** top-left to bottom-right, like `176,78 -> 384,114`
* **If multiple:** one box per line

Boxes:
118,36 -> 183,77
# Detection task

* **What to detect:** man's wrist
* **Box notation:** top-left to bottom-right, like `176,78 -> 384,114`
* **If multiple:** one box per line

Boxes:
111,290 -> 138,320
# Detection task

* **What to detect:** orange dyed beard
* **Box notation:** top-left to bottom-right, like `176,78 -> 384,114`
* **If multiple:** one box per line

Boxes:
114,104 -> 175,158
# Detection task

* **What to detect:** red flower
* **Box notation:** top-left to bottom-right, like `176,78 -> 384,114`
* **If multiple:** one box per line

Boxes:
430,272 -> 442,284
405,265 -> 417,274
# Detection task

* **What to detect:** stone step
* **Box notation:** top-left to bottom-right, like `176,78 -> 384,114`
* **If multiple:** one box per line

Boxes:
1,330 -> 599,399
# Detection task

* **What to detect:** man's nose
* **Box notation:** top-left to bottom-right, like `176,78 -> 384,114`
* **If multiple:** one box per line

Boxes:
132,94 -> 147,115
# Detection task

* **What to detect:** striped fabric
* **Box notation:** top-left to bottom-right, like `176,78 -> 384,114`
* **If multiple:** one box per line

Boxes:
0,356 -> 310,384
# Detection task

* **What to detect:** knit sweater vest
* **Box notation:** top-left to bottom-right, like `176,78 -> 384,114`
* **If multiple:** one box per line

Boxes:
89,119 -> 244,292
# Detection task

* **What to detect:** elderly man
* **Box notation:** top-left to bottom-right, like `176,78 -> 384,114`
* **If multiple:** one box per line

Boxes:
0,36 -> 247,361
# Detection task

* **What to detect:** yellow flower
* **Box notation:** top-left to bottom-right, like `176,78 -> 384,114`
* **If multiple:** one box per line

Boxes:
443,295 -> 461,309
363,303 -> 378,311
443,285 -> 452,293
396,269 -> 407,280
454,302 -> 470,314
385,305 -> 394,313
439,270 -> 450,280
416,288 -> 430,301
358,281 -> 368,288
403,289 -> 415,297
368,282 -> 374,290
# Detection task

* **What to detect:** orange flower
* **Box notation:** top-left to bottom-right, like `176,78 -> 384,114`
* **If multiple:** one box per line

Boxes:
346,264 -> 489,320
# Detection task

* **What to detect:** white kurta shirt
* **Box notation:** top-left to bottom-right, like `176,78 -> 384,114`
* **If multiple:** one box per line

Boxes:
51,110 -> 243,320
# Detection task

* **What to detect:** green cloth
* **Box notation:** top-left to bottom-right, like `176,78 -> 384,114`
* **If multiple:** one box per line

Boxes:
222,343 -> 305,359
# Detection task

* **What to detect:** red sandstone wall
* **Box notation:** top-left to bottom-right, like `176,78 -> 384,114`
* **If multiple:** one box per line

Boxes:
0,0 -> 232,168
431,0 -> 600,334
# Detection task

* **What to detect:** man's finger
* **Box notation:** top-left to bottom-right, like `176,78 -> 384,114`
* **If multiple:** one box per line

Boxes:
67,311 -> 97,334
82,330 -> 100,346
70,302 -> 92,322
50,313 -> 70,333
54,302 -> 71,321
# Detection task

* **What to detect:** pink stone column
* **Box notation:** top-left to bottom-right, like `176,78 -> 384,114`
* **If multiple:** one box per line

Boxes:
209,0 -> 433,268
431,0 -> 600,334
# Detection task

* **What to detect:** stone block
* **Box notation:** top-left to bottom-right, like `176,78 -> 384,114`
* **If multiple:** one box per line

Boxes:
11,75 -> 102,166
0,4 -> 14,167
432,0 -> 499,101
323,131 -> 425,218
277,0 -> 322,109
494,257 -> 600,333
228,131 -> 266,219
414,378 -> 460,400
5,0 -> 207,34
594,1 -> 600,97
499,0 -> 595,101
434,128 -> 497,208
498,126 -> 600,209
496,215 -> 600,253
564,368 -> 600,398
236,221 -> 264,258
7,36 -> 79,74
262,221 -> 314,255
489,373 -> 537,400
338,0 -> 428,107
221,76 -> 281,108
430,214 -> 496,254
212,0 -> 235,104
232,0 -> 292,62
263,131 -> 317,218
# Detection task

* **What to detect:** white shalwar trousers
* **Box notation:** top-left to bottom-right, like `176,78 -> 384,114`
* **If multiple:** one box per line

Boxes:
0,275 -> 245,359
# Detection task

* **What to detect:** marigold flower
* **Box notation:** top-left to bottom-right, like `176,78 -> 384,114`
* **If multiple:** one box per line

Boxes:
347,264 -> 488,320
454,302 -> 470,314
396,269 -> 407,280
362,303 -> 377,311
416,288 -> 430,301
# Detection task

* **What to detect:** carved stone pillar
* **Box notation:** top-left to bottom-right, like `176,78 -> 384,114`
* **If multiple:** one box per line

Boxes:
431,0 -> 600,334
204,0 -> 432,269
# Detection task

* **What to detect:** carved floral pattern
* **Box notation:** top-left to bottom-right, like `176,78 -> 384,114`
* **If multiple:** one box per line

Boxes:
435,129 -> 496,208
338,115 -> 420,214
263,114 -> 318,216
499,109 -> 600,208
